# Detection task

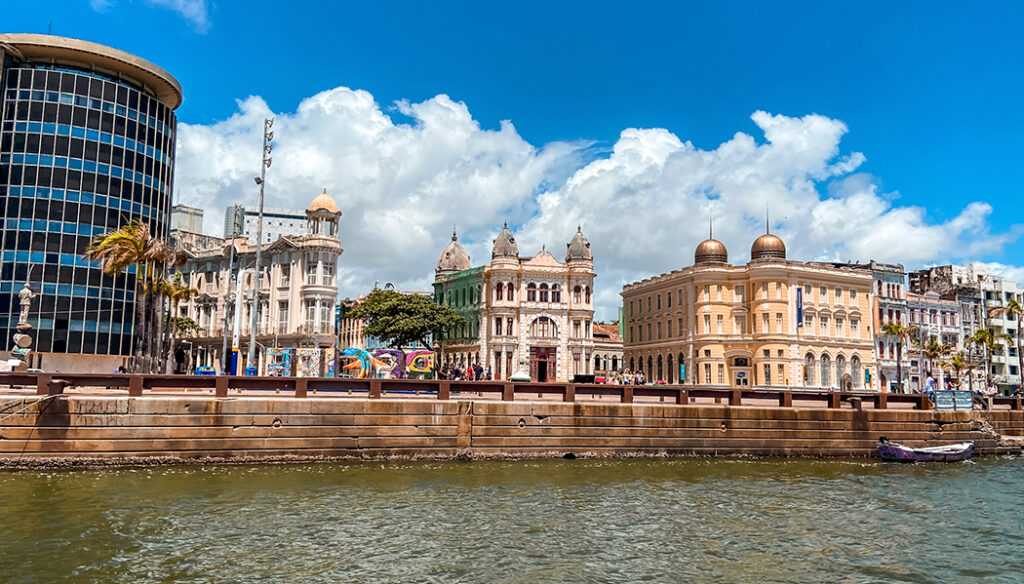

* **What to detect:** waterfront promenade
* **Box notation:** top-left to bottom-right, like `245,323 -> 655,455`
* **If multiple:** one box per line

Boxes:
2,372 -> 1022,465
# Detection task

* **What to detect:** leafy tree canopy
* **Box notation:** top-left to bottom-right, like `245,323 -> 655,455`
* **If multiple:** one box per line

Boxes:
349,289 -> 464,349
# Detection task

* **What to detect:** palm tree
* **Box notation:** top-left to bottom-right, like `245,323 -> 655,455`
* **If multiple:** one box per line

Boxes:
941,351 -> 973,388
919,334 -> 953,386
162,272 -> 198,373
970,328 -> 1014,389
84,221 -> 176,372
881,322 -> 918,393
988,299 -> 1023,387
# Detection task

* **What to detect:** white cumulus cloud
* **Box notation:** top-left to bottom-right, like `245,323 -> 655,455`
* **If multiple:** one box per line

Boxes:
89,0 -> 210,32
174,88 -> 1022,320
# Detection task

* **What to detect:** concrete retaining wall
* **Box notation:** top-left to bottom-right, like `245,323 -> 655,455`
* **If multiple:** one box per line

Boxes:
1,394 -> 1022,465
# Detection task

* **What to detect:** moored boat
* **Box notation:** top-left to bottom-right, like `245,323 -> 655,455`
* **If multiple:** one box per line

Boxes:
877,437 -> 973,462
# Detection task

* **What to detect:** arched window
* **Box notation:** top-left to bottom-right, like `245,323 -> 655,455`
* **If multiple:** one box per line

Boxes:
629,357 -> 635,371
551,285 -> 561,303
820,354 -> 832,387
836,355 -> 847,388
573,286 -> 582,303
507,283 -> 515,302
667,353 -> 674,384
529,316 -> 558,339
539,283 -> 549,303
647,356 -> 653,377
585,286 -> 592,304
851,356 -> 862,389
594,355 -> 601,371
804,353 -> 815,386
612,356 -> 619,371
657,355 -> 664,382
495,282 -> 503,301
527,283 -> 537,302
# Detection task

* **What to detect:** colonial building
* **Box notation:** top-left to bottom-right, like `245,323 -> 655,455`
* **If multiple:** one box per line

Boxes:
909,264 -> 1022,393
622,229 -> 878,390
906,290 -> 962,388
176,190 -> 343,376
593,322 -> 624,380
433,225 -> 596,382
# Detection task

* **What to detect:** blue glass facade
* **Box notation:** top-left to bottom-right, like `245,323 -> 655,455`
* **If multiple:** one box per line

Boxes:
0,55 -> 177,356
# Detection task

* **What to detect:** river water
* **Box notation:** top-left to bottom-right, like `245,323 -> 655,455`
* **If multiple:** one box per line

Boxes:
1,458 -> 1021,583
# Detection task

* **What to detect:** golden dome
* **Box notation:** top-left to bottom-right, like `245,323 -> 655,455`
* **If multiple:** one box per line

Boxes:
751,233 -> 786,261
695,238 -> 728,264
308,189 -> 340,214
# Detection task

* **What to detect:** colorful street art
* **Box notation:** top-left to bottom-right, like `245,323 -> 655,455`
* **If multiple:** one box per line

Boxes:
265,348 -> 294,377
374,349 -> 405,378
295,348 -> 322,378
339,347 -> 391,379
406,350 -> 435,379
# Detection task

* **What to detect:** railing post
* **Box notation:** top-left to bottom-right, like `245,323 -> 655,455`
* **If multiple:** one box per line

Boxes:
437,380 -> 451,400
876,392 -> 887,410
294,378 -> 307,398
676,388 -> 687,405
1014,397 -> 1022,411
828,392 -> 841,409
502,383 -> 514,401
564,384 -> 576,403
780,391 -> 793,408
35,373 -> 53,396
368,379 -> 382,399
128,374 -> 143,397
622,386 -> 634,404
729,390 -> 742,406
215,376 -> 228,398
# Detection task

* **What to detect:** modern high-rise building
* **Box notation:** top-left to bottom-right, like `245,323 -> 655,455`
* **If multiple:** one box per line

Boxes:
0,33 -> 181,371
223,203 -> 306,243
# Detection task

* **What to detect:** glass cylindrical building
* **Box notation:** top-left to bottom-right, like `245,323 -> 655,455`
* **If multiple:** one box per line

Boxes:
0,34 -> 181,369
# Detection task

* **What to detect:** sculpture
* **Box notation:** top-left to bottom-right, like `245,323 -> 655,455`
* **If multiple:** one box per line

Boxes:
18,282 -> 35,325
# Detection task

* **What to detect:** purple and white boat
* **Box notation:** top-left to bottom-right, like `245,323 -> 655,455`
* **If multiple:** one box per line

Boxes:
877,437 -> 974,462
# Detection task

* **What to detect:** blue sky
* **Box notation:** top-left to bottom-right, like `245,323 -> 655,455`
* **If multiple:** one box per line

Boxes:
6,1 -> 1024,316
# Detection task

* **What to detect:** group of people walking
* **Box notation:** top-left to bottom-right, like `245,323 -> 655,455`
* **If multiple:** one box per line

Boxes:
439,362 -> 492,381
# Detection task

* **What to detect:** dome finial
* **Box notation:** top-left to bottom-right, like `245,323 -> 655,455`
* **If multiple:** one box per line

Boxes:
577,224 -> 581,233
452,224 -> 457,241
766,201 -> 770,234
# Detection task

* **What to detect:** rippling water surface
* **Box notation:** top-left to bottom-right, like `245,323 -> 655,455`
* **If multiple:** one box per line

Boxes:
1,458 -> 1022,583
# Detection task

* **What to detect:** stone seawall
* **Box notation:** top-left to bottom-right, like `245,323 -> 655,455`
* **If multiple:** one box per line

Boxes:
1,394 -> 1022,466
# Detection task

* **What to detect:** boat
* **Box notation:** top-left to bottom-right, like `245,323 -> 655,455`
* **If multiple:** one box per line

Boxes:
877,437 -> 973,462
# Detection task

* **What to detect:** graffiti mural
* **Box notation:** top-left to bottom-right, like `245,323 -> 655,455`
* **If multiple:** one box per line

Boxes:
406,350 -> 435,379
339,347 -> 391,378
374,349 -> 405,378
295,348 -> 322,378
265,348 -> 294,377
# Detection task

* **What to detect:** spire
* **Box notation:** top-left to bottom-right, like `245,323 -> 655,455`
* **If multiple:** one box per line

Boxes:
452,224 -> 457,241
765,201 -> 770,234
504,219 -> 508,228
577,224 -> 581,233
709,211 -> 713,239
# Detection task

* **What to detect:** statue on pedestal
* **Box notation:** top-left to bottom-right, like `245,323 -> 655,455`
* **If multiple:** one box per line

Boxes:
18,282 -> 35,326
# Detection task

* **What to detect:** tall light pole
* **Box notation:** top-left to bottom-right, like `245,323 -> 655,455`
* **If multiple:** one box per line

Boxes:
232,268 -> 255,374
220,208 -> 241,373
247,117 -> 274,375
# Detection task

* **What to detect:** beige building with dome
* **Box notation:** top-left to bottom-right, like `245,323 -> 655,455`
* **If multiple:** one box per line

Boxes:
433,225 -> 596,382
622,228 -> 878,390
175,190 -> 343,376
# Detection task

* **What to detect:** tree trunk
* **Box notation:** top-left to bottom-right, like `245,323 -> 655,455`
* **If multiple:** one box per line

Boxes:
896,341 -> 902,393
133,273 -> 147,373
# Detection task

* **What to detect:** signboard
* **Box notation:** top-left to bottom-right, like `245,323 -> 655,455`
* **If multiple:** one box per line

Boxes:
796,288 -> 803,328
679,364 -> 685,382
934,390 -> 973,411
737,371 -> 746,378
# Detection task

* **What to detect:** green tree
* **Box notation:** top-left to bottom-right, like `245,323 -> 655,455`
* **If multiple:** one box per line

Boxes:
349,288 -> 465,356
988,299 -> 1023,386
970,328 -> 1014,386
161,272 -> 198,373
917,334 -> 953,385
84,221 -> 178,372
881,322 -> 918,392
941,350 -> 975,389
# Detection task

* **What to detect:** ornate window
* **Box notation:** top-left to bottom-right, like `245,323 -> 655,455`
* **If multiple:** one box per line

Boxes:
851,356 -> 862,389
573,285 -> 582,303
820,355 -> 832,387
527,283 -> 537,302
539,283 -> 549,303
529,316 -> 558,339
585,286 -> 591,304
495,282 -> 503,301
551,285 -> 561,303
804,353 -> 815,386
507,283 -> 515,302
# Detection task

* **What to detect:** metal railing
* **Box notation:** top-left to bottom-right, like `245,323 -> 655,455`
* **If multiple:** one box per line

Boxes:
3,372 -> 1020,410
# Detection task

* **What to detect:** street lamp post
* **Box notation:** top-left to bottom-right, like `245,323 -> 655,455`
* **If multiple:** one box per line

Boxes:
232,268 -> 255,375
247,117 -> 274,375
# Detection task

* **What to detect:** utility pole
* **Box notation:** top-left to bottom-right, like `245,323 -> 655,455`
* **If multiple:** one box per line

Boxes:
232,268 -> 254,374
220,208 -> 241,373
247,117 -> 274,375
